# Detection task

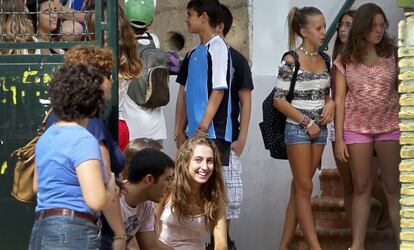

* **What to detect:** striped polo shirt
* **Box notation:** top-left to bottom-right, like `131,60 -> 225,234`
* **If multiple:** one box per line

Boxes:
177,35 -> 232,142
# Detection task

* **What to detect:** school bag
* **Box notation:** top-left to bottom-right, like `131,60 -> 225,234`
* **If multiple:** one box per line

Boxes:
259,51 -> 330,159
127,33 -> 170,109
10,109 -> 52,204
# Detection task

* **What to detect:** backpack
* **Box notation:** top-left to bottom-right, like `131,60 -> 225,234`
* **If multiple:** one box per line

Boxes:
259,51 -> 331,159
10,109 -> 52,204
127,33 -> 170,109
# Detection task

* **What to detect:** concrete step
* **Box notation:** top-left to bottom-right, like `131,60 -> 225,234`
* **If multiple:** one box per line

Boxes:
311,197 -> 383,229
311,197 -> 348,229
319,168 -> 344,198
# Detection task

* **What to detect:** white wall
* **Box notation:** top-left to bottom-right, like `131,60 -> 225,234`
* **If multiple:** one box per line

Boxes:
162,1 -> 404,249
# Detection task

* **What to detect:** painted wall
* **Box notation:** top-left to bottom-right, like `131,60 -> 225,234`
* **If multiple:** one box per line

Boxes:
161,1 -> 404,249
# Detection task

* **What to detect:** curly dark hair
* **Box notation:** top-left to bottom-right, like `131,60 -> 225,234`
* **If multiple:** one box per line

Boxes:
50,64 -> 106,121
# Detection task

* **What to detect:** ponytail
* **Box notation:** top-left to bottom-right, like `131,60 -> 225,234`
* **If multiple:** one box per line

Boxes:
287,7 -> 299,50
286,6 -> 323,50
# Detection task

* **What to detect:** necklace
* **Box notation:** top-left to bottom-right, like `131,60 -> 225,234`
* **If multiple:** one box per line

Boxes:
300,46 -> 318,56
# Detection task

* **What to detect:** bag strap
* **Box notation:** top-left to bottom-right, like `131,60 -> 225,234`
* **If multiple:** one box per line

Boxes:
41,109 -> 53,126
37,108 -> 53,134
319,51 -> 331,74
11,108 -> 53,157
281,50 -> 300,103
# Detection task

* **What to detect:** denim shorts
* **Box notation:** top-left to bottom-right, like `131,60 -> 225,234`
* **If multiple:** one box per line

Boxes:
29,215 -> 101,250
284,122 -> 328,145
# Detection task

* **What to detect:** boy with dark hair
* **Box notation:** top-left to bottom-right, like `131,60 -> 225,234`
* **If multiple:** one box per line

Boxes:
214,4 -> 254,250
175,0 -> 232,170
101,148 -> 174,250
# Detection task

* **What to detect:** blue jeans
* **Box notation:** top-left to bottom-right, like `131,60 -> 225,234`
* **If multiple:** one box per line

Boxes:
284,122 -> 328,145
29,216 -> 101,250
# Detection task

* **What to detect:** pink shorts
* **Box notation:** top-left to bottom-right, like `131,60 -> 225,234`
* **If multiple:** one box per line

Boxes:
344,130 -> 400,144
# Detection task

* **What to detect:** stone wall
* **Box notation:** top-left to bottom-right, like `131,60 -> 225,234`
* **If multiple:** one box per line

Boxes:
398,0 -> 414,248
151,0 -> 251,61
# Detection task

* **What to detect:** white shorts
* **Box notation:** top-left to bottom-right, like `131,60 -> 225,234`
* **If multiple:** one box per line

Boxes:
223,151 -> 243,220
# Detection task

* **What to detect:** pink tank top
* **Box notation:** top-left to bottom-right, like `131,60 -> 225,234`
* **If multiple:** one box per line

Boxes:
334,55 -> 400,134
159,201 -> 207,250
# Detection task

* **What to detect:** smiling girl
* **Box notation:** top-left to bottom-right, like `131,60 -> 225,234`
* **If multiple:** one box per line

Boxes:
27,0 -> 64,54
157,136 -> 228,250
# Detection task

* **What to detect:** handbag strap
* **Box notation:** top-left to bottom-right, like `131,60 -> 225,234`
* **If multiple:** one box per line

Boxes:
11,108 -> 53,157
281,51 -> 300,103
37,108 -> 53,134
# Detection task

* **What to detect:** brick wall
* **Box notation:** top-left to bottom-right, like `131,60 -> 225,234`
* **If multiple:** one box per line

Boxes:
398,1 -> 414,248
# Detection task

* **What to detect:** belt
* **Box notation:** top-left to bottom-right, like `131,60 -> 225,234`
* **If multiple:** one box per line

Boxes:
35,208 -> 98,224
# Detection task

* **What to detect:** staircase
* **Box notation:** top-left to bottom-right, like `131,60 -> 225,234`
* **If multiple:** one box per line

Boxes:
290,168 -> 396,250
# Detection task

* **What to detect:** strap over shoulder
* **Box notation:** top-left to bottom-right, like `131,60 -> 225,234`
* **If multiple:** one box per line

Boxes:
281,50 -> 300,67
319,51 -> 331,73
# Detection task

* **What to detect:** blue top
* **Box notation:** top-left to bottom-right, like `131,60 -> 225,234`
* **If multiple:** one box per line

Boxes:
176,35 -> 233,142
46,113 -> 125,176
35,124 -> 103,216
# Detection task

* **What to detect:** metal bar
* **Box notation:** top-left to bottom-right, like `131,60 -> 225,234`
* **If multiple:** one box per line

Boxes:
0,54 -> 64,64
0,41 -> 98,49
319,0 -> 355,52
106,0 -> 119,141
94,0 -> 104,47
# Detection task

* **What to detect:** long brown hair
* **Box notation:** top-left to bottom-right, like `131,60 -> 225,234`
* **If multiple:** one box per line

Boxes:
84,4 -> 142,79
287,6 -> 323,50
341,3 -> 395,65
332,10 -> 355,60
171,136 -> 227,231
0,0 -> 34,54
118,5 -> 142,80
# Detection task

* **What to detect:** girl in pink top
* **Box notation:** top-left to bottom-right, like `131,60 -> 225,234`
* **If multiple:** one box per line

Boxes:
334,3 -> 400,250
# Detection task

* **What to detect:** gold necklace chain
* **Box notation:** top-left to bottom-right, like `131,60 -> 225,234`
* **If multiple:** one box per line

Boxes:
300,46 -> 318,56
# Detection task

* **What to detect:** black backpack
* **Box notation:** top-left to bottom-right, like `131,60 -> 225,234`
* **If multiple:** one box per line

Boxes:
127,33 -> 170,109
259,51 -> 330,159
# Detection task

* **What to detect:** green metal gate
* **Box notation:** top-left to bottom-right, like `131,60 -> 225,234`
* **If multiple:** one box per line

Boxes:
0,0 -> 118,248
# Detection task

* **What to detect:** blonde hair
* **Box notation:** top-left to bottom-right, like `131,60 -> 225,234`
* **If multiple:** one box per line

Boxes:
287,6 -> 323,50
171,136 -> 227,232
0,0 -> 34,55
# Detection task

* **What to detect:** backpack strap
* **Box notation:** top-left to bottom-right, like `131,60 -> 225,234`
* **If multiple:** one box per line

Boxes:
281,50 -> 300,103
137,33 -> 157,58
319,51 -> 331,74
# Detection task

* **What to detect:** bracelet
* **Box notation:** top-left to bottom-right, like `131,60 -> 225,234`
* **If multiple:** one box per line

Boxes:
299,115 -> 311,130
196,128 -> 208,137
307,119 -> 315,129
113,234 -> 128,241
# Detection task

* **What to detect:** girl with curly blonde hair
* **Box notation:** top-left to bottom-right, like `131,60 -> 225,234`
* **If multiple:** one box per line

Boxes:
157,136 -> 228,250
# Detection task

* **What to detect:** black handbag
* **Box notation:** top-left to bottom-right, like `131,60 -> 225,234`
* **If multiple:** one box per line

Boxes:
259,51 -> 300,159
